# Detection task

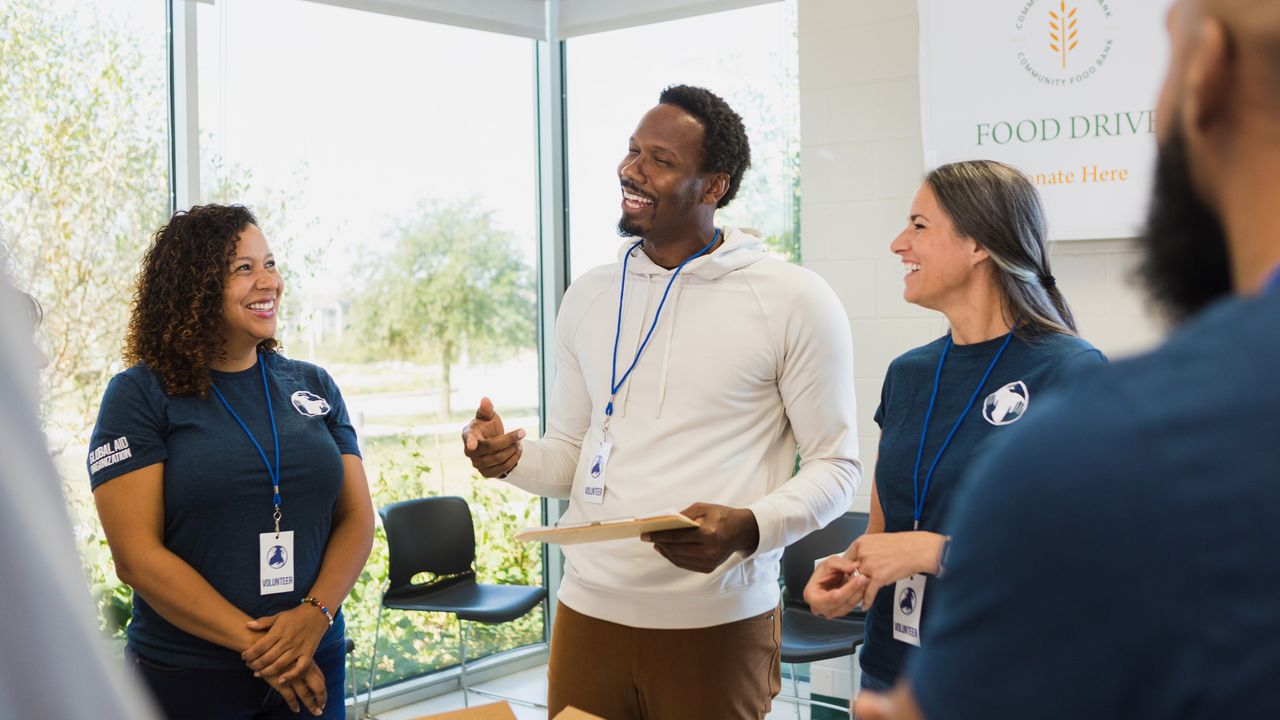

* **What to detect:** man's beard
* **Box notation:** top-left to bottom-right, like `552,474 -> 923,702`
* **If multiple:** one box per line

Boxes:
617,215 -> 642,238
616,182 -> 701,239
1135,125 -> 1232,324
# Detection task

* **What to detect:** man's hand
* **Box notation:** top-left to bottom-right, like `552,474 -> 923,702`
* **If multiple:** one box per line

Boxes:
263,659 -> 328,716
643,503 -> 759,573
461,397 -> 525,478
242,604 -> 329,683
804,553 -> 871,618
846,531 -> 946,606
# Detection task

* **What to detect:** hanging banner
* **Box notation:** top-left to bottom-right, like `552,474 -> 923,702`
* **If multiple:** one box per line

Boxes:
918,0 -> 1173,240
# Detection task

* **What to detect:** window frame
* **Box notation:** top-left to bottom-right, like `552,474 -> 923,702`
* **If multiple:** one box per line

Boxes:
164,0 -> 787,711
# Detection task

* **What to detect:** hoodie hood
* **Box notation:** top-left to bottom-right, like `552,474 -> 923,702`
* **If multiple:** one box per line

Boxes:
610,225 -> 770,419
616,226 -> 769,280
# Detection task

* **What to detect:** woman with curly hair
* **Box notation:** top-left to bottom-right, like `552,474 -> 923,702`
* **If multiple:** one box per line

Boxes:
87,204 -> 373,719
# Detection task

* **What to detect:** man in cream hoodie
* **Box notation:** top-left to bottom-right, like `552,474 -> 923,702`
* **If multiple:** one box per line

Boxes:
463,85 -> 860,719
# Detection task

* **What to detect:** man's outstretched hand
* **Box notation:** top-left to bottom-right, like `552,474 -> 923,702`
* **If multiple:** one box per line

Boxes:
461,397 -> 525,478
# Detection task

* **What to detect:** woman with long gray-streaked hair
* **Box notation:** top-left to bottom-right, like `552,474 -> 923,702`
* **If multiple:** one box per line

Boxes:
801,159 -> 1107,698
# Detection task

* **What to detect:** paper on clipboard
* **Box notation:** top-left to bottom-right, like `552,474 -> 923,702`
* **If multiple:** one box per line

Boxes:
515,512 -> 699,545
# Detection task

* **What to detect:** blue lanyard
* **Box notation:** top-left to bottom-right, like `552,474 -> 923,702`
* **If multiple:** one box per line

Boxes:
911,332 -> 1013,530
210,352 -> 283,533
605,229 -> 720,431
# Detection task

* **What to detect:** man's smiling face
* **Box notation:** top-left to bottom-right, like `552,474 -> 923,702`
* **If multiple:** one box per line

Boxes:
616,103 -> 709,239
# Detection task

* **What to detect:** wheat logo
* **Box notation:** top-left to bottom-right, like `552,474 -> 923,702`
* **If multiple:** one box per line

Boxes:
1014,0 -> 1112,87
1049,2 -> 1080,69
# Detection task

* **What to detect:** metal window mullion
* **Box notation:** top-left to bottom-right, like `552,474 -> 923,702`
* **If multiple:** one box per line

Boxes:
535,0 -> 569,635
167,0 -> 201,211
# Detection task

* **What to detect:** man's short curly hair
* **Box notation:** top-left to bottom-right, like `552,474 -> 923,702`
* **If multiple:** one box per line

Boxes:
124,204 -> 277,397
658,84 -> 752,208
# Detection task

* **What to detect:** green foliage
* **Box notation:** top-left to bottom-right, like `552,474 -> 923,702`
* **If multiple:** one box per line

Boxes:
0,0 -> 168,436
3,3 -> 546,699
1,0 -> 165,644
346,200 -> 535,417
343,436 -> 545,692
68,481 -> 134,640
713,11 -> 802,264
202,152 -> 332,355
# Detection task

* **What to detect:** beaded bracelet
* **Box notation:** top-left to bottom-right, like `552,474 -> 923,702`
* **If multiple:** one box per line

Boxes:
300,596 -> 334,626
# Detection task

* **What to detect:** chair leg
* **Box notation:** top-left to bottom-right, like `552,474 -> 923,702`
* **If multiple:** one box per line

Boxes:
363,602 -> 386,720
790,663 -> 802,720
459,619 -> 469,708
446,619 -> 546,710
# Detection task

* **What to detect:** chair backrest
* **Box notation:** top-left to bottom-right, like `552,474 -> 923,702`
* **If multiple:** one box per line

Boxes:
781,511 -> 870,609
379,496 -> 476,591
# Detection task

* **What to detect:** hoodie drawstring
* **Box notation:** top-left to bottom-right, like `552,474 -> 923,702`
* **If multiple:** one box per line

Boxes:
654,275 -> 684,418
617,271 -> 654,419
608,228 -> 731,422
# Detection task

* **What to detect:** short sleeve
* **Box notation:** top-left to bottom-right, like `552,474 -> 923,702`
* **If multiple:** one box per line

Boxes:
87,373 -> 168,489
874,373 -> 890,428
1045,346 -> 1108,387
318,368 -> 360,457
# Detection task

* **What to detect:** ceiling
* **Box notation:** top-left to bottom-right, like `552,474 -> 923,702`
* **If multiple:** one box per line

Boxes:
301,0 -> 776,40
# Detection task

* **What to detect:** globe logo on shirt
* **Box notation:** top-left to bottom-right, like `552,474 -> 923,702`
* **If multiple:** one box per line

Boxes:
898,586 -> 917,616
291,390 -> 331,417
267,545 -> 288,569
982,381 -> 1030,426
590,455 -> 603,478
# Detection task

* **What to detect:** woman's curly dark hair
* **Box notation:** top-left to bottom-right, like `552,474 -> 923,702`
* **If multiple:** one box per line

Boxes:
657,84 -> 752,208
124,204 -> 277,397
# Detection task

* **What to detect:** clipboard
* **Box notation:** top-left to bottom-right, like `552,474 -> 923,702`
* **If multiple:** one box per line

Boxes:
515,513 -> 699,545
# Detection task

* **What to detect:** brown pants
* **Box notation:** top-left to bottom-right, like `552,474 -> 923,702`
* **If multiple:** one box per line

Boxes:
546,601 -> 781,720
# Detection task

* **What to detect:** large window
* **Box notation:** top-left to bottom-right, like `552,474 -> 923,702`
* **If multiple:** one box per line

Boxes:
565,3 -> 800,278
190,0 -> 545,692
4,0 -> 801,709
0,0 -> 169,637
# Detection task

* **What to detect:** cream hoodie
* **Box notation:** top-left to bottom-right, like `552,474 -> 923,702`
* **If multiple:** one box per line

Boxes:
503,226 -> 860,628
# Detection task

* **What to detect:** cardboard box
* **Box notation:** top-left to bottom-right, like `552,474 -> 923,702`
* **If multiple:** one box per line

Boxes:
415,701 -> 605,720
413,702 -> 516,720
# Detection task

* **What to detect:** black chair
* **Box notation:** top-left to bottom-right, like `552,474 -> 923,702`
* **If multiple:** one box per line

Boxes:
363,496 -> 547,717
779,511 -> 870,717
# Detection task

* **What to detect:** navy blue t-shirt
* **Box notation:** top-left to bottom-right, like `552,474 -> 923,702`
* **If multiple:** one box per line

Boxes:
861,331 -> 1105,683
87,353 -> 359,669
908,290 -> 1280,719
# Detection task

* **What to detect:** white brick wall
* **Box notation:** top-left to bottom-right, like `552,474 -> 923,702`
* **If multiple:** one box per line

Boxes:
797,0 -> 1164,513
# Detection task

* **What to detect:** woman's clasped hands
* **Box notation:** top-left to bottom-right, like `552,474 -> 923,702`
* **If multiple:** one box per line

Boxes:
242,604 -> 332,716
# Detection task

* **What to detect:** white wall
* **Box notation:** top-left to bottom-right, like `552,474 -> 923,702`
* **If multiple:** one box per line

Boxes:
797,0 -> 1165,513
